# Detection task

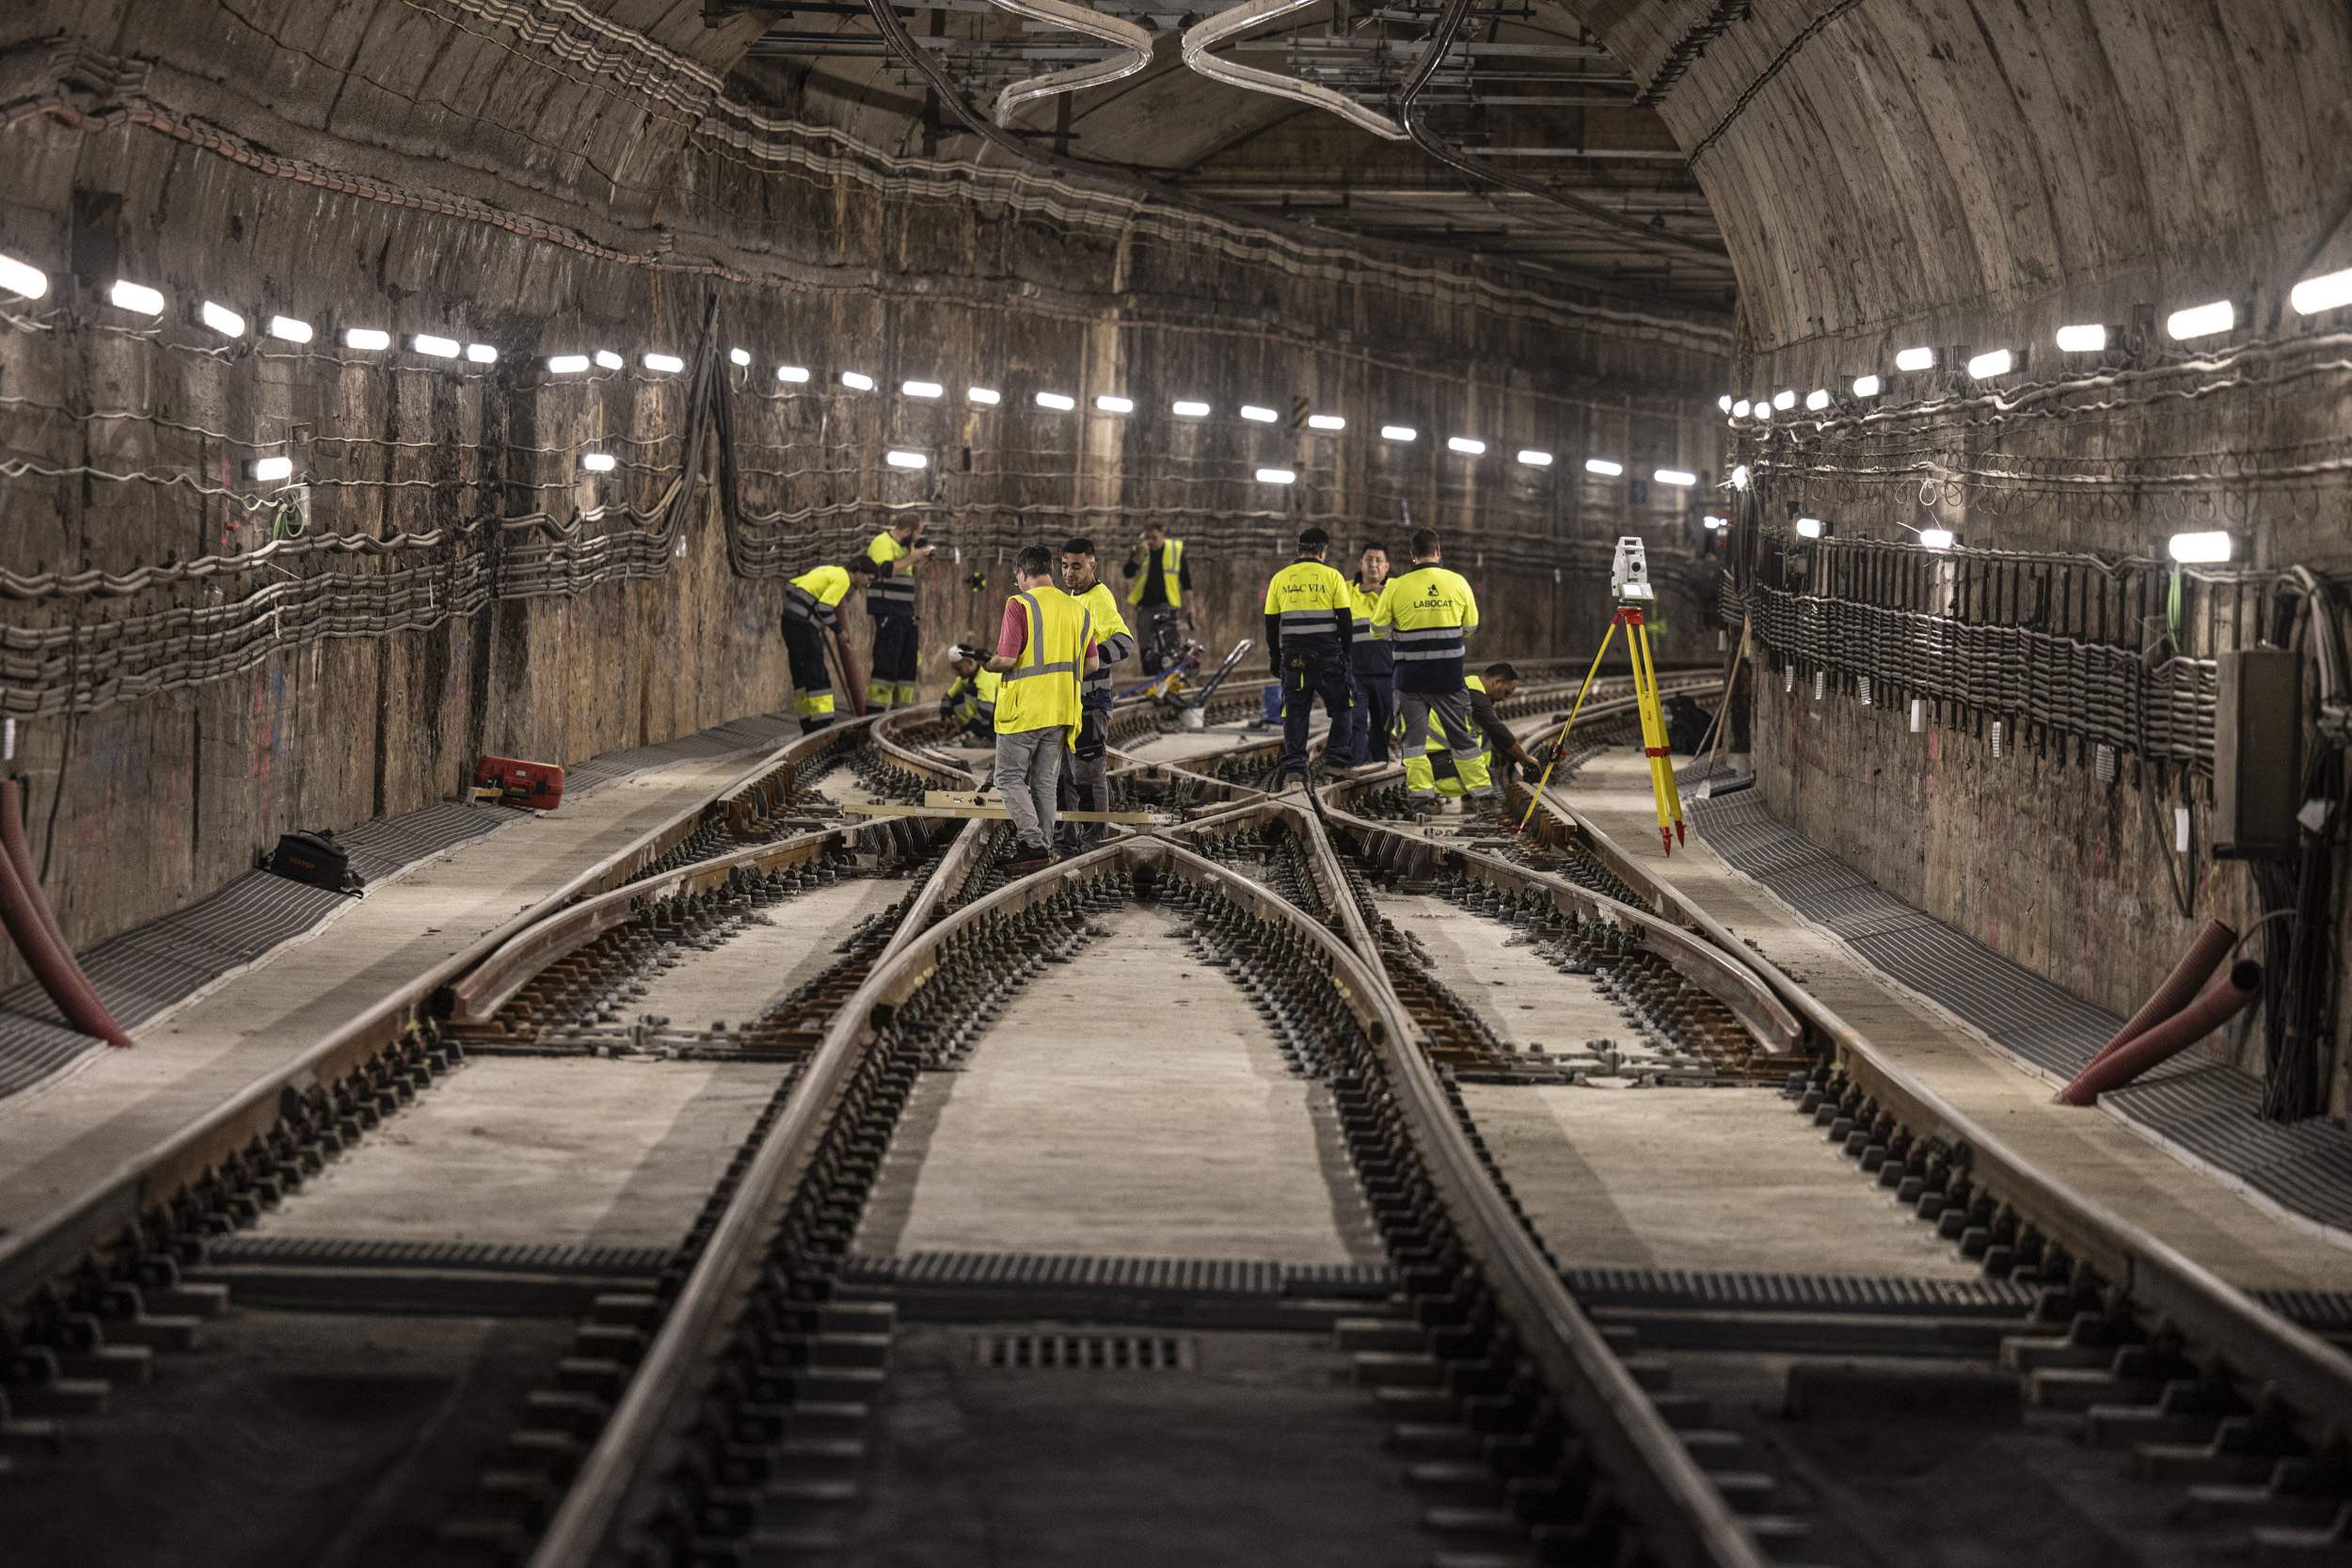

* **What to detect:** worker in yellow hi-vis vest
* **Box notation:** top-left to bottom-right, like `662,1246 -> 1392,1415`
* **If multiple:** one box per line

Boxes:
986,545 -> 1098,874
1373,526 -> 1495,813
865,520 -> 932,709
781,557 -> 878,731
1120,522 -> 1191,673
1262,526 -> 1355,787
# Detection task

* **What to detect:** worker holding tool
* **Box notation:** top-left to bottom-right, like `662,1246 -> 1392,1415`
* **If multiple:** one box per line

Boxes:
1375,528 -> 1494,813
1057,537 -> 1136,854
1263,526 -> 1355,788
988,545 -> 1098,874
1121,521 -> 1191,674
1471,663 -> 1545,780
865,519 -> 934,710
782,558 -> 878,732
938,643 -> 1001,741
1334,540 -> 1394,766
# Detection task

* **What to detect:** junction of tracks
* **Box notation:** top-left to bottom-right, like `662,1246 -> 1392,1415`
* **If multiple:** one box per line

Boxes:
4,672 -> 2351,1568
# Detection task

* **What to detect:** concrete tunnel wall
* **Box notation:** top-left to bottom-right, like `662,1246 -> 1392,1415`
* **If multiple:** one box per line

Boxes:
0,2 -> 1729,976
1583,0 -> 2352,1094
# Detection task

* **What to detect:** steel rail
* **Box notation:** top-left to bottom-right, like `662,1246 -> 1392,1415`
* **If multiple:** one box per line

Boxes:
1530,772 -> 2352,1442
0,712 -> 970,1313
526,835 -> 1772,1568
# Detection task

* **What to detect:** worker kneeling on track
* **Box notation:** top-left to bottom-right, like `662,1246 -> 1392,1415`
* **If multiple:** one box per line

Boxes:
1376,528 -> 1495,813
782,557 -> 878,732
1057,536 -> 1136,855
986,545 -> 1098,874
938,643 -> 1001,742
1263,526 -> 1356,788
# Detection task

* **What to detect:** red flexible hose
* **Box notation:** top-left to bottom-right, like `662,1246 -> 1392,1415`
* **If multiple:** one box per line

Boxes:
2086,918 -> 2235,1072
0,782 -> 133,1048
2057,960 -> 2261,1107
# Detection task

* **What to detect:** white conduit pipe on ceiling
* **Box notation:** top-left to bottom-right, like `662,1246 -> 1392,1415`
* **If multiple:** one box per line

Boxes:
1179,0 -> 1411,142
989,0 -> 1156,125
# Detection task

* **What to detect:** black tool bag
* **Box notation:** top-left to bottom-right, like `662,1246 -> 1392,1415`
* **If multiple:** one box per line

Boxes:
262,830 -> 366,895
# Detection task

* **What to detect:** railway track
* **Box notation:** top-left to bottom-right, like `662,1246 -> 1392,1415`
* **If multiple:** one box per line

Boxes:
4,668 -> 2351,1567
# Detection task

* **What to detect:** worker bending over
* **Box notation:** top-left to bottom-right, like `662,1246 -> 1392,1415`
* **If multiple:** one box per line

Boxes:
1406,663 -> 1544,801
782,557 -> 879,732
1375,528 -> 1495,812
987,545 -> 1098,873
1336,540 -> 1394,766
1263,526 -> 1355,786
1057,537 -> 1136,854
865,519 -> 934,710
938,644 -> 1000,741
1121,522 -> 1191,673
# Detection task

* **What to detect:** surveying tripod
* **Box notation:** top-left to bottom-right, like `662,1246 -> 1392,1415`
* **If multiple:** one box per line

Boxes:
1515,537 -> 1687,855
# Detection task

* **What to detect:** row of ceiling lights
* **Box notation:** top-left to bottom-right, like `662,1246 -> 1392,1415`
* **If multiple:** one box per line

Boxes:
0,253 -> 1709,495
1772,514 -> 2232,564
1718,266 -> 2352,419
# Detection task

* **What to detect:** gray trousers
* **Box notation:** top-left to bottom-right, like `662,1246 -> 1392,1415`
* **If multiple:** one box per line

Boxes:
1399,689 -> 1494,798
1057,709 -> 1110,852
993,726 -> 1066,851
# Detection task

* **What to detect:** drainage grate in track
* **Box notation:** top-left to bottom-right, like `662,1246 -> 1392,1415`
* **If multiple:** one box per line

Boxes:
973,1332 -> 1196,1371
202,1235 -> 675,1276
1564,1266 -> 2040,1317
849,1250 -> 1392,1298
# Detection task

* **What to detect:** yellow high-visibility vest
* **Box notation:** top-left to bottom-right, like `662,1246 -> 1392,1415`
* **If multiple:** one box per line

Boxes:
1374,564 -> 1480,691
1263,559 -> 1353,644
994,584 -> 1091,745
951,669 -> 1002,726
1125,538 -> 1184,609
1073,582 -> 1133,707
786,564 -> 852,626
866,530 -> 916,617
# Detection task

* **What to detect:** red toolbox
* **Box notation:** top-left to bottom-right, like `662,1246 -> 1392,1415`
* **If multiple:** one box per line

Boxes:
473,754 -> 565,811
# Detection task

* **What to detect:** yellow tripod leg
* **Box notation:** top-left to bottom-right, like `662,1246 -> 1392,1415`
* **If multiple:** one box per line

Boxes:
1625,612 -> 1675,855
1515,617 -> 1618,835
1634,618 -> 1687,847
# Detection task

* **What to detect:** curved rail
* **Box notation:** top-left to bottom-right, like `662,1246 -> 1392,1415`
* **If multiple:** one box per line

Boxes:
525,835 -> 1771,1568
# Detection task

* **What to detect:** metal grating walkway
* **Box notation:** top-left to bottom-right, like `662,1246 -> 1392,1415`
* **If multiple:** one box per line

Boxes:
1687,786 -> 2352,1241
0,710 -> 799,1103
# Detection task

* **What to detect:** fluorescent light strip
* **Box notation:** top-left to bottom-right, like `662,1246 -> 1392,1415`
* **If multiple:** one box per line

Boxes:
1172,400 -> 1212,419
1584,458 -> 1623,477
884,450 -> 928,469
1447,436 -> 1485,455
1379,424 -> 1416,442
1307,413 -> 1345,432
343,327 -> 390,352
109,280 -> 166,316
1255,467 -> 1295,484
0,254 -> 49,301
199,301 -> 246,338
580,452 -> 616,473
902,380 -> 945,399
1732,399 -> 1752,419
2166,300 -> 2233,341
2292,267 -> 2352,316
594,350 -> 624,371
1851,374 -> 1882,399
265,314 -> 313,344
1966,348 -> 2012,379
2168,531 -> 2232,563
412,333 -> 460,358
729,347 -> 751,368
1096,394 -> 1134,414
547,354 -> 592,374
839,370 -> 874,390
1772,389 -> 1795,410
643,352 -> 685,374
1795,516 -> 1823,538
246,455 -> 294,483
968,387 -> 1002,405
1895,346 -> 1935,372
1654,468 -> 1697,486
1036,391 -> 1076,411
1804,388 -> 1830,411
466,343 -> 498,365
1516,449 -> 1552,467
1917,528 -> 1955,549
777,364 -> 810,383
1239,404 -> 1278,423
1702,515 -> 1727,530
1717,395 -> 1733,413
2054,324 -> 2107,353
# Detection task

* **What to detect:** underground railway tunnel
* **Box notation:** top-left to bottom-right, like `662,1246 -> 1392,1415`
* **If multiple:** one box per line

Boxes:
1,1 -> 2351,1564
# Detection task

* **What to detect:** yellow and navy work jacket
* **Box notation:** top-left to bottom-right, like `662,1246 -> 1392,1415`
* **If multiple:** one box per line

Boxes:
785,564 -> 853,629
947,668 -> 1001,729
1072,582 -> 1135,714
1346,579 -> 1392,675
1374,563 -> 1479,694
1125,537 -> 1185,609
994,584 -> 1091,746
1262,558 -> 1355,661
866,530 -> 916,620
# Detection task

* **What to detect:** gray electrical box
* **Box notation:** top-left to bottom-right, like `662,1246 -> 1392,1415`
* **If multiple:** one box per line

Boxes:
2213,647 -> 2300,858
